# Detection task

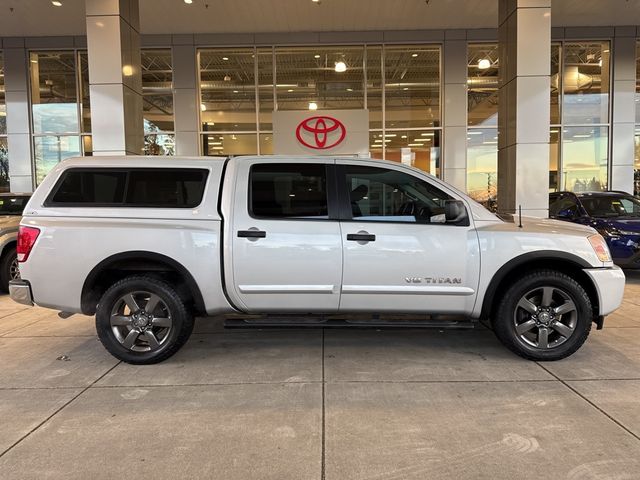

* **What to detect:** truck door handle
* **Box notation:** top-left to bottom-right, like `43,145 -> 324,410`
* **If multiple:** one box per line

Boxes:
347,232 -> 376,242
237,230 -> 267,238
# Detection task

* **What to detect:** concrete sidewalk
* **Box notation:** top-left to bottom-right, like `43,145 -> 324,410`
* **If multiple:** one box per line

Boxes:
1,274 -> 640,479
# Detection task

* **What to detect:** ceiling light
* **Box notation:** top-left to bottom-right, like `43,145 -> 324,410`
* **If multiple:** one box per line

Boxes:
222,57 -> 229,61
334,61 -> 347,73
314,54 -> 321,59
598,59 -> 602,67
51,0 -> 62,6
200,103 -> 207,111
401,135 -> 407,139
346,88 -> 353,92
184,0 -> 193,3
287,89 -> 294,92
412,53 -> 418,57
223,75 -> 231,82
312,0 -> 321,3
233,90 -> 239,93
420,132 -> 435,137
308,102 -> 318,110
478,59 -> 491,69
408,144 -> 423,147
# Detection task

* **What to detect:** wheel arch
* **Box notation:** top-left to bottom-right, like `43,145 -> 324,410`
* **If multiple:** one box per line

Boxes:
481,251 -> 600,322
81,251 -> 206,316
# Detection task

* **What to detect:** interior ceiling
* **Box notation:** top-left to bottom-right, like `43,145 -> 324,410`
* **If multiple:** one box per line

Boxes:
1,0 -> 639,37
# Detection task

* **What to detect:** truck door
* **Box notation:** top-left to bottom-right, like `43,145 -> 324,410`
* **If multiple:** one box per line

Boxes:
226,158 -> 343,313
336,161 -> 481,315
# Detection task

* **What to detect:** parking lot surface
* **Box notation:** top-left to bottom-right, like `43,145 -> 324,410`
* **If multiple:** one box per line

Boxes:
1,274 -> 640,479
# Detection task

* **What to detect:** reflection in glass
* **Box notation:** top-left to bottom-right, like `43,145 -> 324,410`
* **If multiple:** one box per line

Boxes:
259,133 -> 273,155
142,49 -> 174,134
468,44 -> 499,127
275,46 -> 365,112
78,52 -> 91,133
30,52 -> 79,134
257,48 -> 273,132
0,53 -> 6,135
202,133 -> 257,156
385,46 -> 440,129
549,128 -> 560,192
467,128 -> 498,210
562,42 -> 610,125
200,49 -> 257,132
144,133 -> 175,156
634,129 -> 640,196
380,130 -> 441,176
34,136 -> 81,185
636,40 -> 640,124
0,137 -> 9,192
562,126 -> 608,192
550,44 -> 561,125
367,46 -> 382,130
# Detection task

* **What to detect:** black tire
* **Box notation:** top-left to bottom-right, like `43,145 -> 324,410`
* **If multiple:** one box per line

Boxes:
493,269 -> 592,361
96,275 -> 194,364
0,247 -> 18,293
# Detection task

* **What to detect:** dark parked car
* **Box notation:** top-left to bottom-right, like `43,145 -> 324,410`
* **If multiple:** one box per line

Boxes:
0,193 -> 31,291
549,191 -> 640,268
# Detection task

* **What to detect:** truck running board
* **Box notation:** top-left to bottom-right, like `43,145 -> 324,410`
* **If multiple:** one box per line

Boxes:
223,315 -> 476,330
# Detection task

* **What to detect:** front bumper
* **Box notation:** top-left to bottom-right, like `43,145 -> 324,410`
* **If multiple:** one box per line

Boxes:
583,266 -> 625,316
9,279 -> 34,306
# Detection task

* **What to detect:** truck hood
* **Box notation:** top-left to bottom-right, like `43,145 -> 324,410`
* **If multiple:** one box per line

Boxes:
479,214 -> 597,237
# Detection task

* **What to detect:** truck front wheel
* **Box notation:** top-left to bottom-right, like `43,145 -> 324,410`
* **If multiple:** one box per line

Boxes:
95,276 -> 194,364
493,269 -> 592,361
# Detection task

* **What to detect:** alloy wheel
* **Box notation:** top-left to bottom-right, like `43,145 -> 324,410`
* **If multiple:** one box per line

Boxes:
513,286 -> 578,350
9,257 -> 20,281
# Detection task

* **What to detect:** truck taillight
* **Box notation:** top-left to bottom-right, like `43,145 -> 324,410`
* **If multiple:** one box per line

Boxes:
17,226 -> 40,262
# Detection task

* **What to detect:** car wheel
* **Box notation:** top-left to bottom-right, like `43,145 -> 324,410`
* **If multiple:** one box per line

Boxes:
493,269 -> 592,361
0,247 -> 19,293
96,275 -> 194,364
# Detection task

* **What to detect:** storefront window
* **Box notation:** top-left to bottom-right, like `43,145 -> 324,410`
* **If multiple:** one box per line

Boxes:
384,46 -> 440,130
30,51 -> 91,183
467,44 -> 498,208
634,40 -> 640,195
0,53 -> 8,192
142,49 -> 174,155
551,41 -> 610,193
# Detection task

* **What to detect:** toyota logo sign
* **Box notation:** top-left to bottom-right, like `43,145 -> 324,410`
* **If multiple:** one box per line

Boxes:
295,116 -> 346,150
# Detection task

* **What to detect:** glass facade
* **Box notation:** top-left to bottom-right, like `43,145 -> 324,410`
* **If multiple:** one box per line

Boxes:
551,41 -> 611,193
30,50 -> 91,184
635,40 -> 640,195
467,44 -> 499,208
142,49 -> 175,155
0,53 -> 8,192
198,45 -> 441,175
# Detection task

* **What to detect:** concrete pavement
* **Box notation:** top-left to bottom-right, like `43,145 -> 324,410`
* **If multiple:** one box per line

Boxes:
1,273 -> 640,479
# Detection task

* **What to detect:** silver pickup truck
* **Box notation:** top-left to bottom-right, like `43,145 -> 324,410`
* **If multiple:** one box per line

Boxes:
10,156 -> 625,364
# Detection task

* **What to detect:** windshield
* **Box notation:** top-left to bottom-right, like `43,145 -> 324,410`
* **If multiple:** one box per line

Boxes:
0,196 -> 30,215
580,194 -> 640,218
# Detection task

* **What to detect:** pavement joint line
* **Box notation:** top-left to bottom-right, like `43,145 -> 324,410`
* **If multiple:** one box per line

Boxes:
3,335 -> 97,338
0,360 -> 122,459
535,362 -> 640,444
321,328 -> 326,480
0,318 -> 50,338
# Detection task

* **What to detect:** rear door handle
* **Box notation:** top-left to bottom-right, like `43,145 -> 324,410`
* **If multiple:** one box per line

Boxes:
347,233 -> 376,242
238,230 -> 267,238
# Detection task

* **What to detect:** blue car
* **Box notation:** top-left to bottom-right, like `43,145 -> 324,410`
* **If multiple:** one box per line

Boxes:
549,191 -> 640,268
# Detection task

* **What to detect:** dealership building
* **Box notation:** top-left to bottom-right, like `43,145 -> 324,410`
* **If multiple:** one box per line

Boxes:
0,0 -> 639,215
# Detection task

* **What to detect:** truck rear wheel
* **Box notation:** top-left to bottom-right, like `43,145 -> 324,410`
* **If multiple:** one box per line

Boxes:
493,269 -> 592,361
95,276 -> 194,364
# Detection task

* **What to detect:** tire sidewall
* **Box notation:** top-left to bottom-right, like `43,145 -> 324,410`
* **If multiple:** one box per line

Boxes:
0,247 -> 17,293
495,271 -> 592,361
96,277 -> 192,364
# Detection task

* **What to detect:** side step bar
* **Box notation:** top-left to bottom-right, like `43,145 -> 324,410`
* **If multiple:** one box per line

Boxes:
224,315 -> 476,330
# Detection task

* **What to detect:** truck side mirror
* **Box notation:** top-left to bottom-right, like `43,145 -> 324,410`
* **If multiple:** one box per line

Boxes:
444,200 -> 468,224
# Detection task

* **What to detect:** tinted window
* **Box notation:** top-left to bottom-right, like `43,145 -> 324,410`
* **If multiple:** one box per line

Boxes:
51,171 -> 127,204
0,196 -> 30,215
250,164 -> 328,218
49,169 -> 208,208
549,194 -> 579,217
345,165 -> 453,223
580,195 -> 640,218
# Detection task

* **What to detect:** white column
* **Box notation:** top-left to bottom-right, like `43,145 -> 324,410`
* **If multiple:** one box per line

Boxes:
172,44 -> 200,156
442,34 -> 468,190
609,30 -> 637,194
4,40 -> 33,192
86,0 -> 143,156
497,0 -> 551,217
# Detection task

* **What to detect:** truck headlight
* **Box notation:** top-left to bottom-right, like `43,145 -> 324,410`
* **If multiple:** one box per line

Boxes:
588,234 -> 612,263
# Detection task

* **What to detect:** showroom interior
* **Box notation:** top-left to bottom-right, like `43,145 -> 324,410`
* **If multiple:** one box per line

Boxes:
0,0 -> 638,215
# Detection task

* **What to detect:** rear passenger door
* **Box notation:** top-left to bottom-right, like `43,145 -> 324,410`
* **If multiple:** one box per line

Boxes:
227,159 -> 343,313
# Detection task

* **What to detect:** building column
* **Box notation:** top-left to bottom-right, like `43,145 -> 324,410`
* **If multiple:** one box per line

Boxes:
4,40 -> 34,192
172,43 -> 200,156
609,29 -> 637,193
442,33 -> 468,190
497,0 -> 551,217
86,0 -> 143,156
